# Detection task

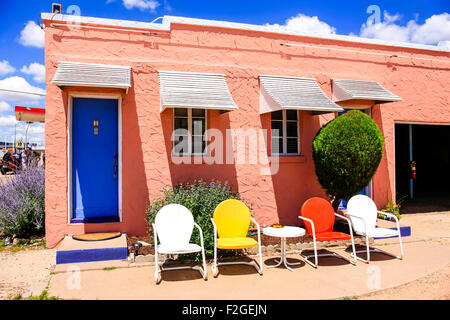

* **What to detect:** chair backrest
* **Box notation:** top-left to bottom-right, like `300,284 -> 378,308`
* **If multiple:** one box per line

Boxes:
213,199 -> 251,238
346,195 -> 377,234
154,204 -> 194,248
300,197 -> 335,235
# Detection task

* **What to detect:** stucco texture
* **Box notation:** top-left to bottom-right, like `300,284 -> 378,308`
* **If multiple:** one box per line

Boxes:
42,19 -> 450,248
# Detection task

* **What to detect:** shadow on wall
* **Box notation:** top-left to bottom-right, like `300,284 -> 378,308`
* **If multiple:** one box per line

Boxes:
161,109 -> 239,194
265,111 -> 329,226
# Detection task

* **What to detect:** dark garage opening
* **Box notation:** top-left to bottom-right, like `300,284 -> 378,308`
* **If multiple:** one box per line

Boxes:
395,124 -> 450,213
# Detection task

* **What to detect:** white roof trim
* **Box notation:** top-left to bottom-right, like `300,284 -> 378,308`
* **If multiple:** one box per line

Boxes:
332,79 -> 402,103
158,71 -> 238,112
52,61 -> 131,91
260,75 -> 344,114
41,13 -> 450,53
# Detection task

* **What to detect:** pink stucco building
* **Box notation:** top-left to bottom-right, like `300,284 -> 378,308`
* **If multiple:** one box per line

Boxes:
41,12 -> 450,248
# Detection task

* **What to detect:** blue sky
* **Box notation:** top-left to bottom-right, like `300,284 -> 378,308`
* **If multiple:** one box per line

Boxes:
0,0 -> 449,147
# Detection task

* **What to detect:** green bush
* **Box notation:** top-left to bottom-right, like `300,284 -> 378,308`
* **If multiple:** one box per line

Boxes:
312,110 -> 385,209
145,180 -> 251,261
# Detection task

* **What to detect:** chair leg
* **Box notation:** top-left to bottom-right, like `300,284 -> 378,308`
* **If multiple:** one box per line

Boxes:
256,243 -> 263,275
351,235 -> 370,263
212,241 -> 219,278
398,232 -> 404,260
154,250 -> 161,284
201,247 -> 208,280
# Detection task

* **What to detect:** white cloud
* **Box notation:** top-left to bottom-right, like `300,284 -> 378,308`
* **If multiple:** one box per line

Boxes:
0,76 -> 45,105
21,63 -> 45,83
123,0 -> 160,12
0,60 -> 15,76
360,12 -> 450,45
19,21 -> 45,48
438,40 -> 450,50
0,101 -> 11,113
0,115 -> 17,128
265,13 -> 336,35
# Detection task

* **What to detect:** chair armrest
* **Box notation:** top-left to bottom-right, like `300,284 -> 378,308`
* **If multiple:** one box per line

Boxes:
193,222 -> 205,248
335,212 -> 357,238
343,212 -> 367,235
250,217 -> 262,245
211,218 -> 218,242
152,223 -> 159,254
250,217 -> 261,234
298,216 -> 316,239
377,211 -> 401,230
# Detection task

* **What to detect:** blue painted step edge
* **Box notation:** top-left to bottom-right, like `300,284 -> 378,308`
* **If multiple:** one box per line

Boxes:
374,226 -> 411,240
56,247 -> 128,265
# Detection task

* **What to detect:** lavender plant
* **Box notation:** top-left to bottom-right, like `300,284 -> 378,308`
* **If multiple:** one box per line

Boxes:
0,168 -> 45,237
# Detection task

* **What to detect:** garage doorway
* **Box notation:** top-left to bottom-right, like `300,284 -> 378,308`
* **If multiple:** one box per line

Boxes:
395,123 -> 450,213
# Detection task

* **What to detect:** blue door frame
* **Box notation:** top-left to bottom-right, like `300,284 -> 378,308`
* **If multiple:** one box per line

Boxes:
71,97 -> 120,223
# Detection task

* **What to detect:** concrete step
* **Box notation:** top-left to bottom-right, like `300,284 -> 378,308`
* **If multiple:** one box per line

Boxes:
56,234 -> 128,264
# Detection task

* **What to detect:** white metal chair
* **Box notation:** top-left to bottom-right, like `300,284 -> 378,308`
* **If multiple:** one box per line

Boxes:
346,195 -> 404,263
152,204 -> 207,284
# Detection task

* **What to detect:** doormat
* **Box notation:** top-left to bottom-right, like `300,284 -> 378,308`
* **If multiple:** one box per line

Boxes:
72,232 -> 122,242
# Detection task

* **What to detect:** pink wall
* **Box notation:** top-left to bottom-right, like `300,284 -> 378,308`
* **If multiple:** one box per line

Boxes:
43,19 -> 450,248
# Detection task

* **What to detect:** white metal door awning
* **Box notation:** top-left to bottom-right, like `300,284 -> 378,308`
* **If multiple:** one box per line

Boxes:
52,62 -> 132,92
332,79 -> 402,104
260,75 -> 343,115
158,71 -> 238,113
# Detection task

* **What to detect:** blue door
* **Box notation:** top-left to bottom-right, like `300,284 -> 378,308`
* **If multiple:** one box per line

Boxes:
72,98 -> 119,223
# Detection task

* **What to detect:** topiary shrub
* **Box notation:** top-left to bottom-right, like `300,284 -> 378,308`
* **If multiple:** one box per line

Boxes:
145,180 -> 251,261
312,110 -> 385,209
0,168 -> 45,237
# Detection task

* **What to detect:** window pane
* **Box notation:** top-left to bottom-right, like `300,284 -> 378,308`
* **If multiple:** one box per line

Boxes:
286,110 -> 298,120
286,121 -> 298,137
192,118 -> 205,135
174,118 -> 188,130
271,110 -> 283,120
271,137 -> 284,154
287,138 -> 299,154
173,135 -> 189,155
192,109 -> 205,117
271,121 -> 283,137
174,108 -> 188,117
192,136 -> 205,154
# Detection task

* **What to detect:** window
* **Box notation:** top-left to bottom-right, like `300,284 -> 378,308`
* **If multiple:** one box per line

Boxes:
173,108 -> 207,156
271,110 -> 299,155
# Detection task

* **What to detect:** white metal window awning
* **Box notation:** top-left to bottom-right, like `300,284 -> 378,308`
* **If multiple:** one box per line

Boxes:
52,62 -> 132,92
158,71 -> 238,113
332,79 -> 402,104
260,75 -> 344,115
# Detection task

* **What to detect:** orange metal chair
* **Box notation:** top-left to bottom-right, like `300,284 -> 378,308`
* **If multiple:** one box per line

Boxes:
299,197 -> 357,268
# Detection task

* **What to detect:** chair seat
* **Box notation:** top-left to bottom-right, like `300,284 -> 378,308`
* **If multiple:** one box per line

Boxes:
315,231 -> 351,241
157,243 -> 202,254
357,228 -> 399,238
217,237 -> 258,249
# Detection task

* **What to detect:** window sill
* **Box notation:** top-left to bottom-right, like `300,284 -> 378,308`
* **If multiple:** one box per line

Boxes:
273,155 -> 306,164
170,155 -> 215,165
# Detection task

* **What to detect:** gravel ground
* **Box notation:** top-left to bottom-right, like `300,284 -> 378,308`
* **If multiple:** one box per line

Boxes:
0,248 -> 56,299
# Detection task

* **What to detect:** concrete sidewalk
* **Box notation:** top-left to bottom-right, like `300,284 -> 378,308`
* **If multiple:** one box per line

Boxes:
48,239 -> 450,300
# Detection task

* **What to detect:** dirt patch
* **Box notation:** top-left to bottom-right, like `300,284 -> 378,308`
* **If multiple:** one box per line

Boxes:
0,248 -> 56,299
359,264 -> 450,300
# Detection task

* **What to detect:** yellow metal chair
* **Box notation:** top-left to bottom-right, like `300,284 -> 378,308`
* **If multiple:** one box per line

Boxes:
211,199 -> 263,277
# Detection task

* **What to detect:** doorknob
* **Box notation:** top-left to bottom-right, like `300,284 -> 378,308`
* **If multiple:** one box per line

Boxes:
113,152 -> 118,179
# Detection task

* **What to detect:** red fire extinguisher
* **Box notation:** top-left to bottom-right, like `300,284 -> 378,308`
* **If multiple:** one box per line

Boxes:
411,161 -> 417,180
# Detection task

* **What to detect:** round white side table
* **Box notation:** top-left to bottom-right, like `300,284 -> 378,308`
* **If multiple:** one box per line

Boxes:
263,226 -> 306,271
